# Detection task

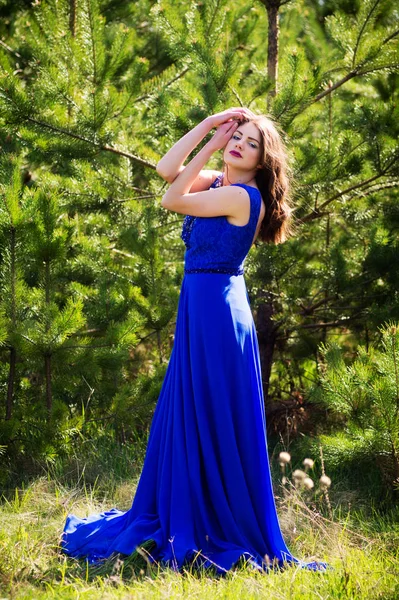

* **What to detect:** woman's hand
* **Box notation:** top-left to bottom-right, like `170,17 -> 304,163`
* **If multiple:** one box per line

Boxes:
206,107 -> 256,129
206,120 -> 240,153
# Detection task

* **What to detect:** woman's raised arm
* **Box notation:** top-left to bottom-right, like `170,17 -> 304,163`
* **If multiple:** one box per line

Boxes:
156,118 -> 213,182
156,108 -> 253,184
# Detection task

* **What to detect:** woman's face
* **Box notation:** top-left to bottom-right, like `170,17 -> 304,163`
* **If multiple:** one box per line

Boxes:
223,120 -> 262,173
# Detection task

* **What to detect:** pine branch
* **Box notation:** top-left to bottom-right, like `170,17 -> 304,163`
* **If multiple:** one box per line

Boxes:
279,313 -> 366,337
383,28 -> 399,45
275,71 -> 318,120
313,28 -> 399,103
357,63 -> 399,75
204,0 -> 223,39
297,153 -> 399,224
111,66 -> 190,120
0,39 -> 22,59
352,0 -> 381,68
298,295 -> 341,316
354,180 -> 399,197
227,82 -> 245,107
19,116 -> 155,168
312,69 -> 359,103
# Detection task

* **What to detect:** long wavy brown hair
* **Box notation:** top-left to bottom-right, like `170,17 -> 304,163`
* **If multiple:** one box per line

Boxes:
222,113 -> 297,245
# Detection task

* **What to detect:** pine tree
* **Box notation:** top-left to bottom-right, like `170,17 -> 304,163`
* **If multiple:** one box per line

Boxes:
0,154 -> 31,422
0,0 -> 398,479
0,0 -> 184,472
309,321 -> 399,497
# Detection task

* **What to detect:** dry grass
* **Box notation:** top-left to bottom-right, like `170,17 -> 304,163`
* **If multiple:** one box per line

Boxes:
0,471 -> 398,599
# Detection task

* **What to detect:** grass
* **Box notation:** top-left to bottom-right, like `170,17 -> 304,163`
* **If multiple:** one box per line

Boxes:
0,441 -> 398,599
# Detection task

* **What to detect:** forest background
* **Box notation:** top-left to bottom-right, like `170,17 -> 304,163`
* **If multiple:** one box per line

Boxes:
0,0 -> 398,596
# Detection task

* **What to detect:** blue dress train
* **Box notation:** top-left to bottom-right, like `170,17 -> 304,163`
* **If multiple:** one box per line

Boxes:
60,174 -> 329,574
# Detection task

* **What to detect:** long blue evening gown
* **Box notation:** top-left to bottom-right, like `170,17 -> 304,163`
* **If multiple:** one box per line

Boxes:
60,174 -> 330,574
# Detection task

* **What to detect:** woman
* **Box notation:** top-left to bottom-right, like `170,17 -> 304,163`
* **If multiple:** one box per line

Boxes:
60,108 -> 329,575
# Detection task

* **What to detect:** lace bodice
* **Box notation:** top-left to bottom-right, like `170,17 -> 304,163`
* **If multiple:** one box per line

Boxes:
180,174 -> 262,275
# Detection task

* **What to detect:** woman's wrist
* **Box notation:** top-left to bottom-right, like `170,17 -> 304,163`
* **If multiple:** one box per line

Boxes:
194,116 -> 215,139
203,138 -> 218,155
202,115 -> 215,131
162,140 -> 215,200
156,117 -> 214,178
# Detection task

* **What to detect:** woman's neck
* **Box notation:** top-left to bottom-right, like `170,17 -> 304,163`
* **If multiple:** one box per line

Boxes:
222,172 -> 256,186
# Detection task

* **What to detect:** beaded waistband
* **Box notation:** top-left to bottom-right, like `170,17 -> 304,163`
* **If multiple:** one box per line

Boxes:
184,266 -> 244,275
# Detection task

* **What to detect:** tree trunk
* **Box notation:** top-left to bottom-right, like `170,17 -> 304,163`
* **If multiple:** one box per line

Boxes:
6,225 -> 17,420
44,259 -> 52,417
69,0 -> 77,38
45,353 -> 52,416
261,0 -> 281,103
255,291 -> 278,403
6,347 -> 16,420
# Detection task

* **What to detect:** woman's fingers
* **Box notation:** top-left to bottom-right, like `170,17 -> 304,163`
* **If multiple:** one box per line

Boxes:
209,107 -> 257,149
220,121 -> 239,142
219,120 -> 238,132
210,119 -> 239,150
226,108 -> 254,121
210,106 -> 255,129
228,120 -> 239,130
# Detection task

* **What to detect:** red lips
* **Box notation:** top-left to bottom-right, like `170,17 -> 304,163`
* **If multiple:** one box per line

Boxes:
230,151 -> 242,157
